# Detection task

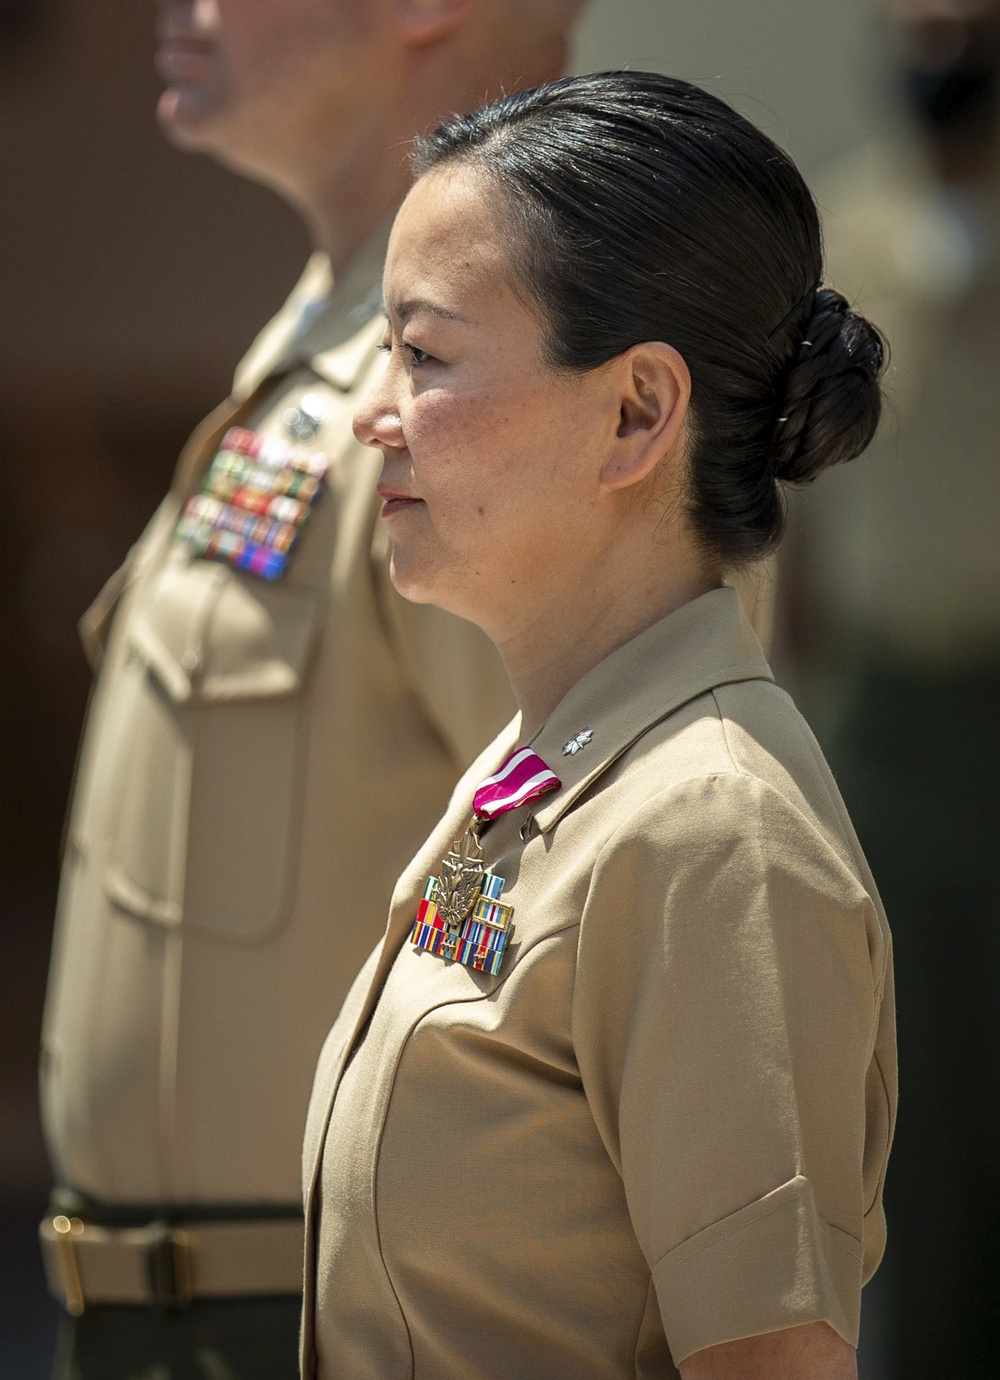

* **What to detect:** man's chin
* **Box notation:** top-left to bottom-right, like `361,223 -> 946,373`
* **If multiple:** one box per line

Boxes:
156,87 -> 226,151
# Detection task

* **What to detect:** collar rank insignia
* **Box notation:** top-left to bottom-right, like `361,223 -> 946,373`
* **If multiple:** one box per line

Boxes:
562,728 -> 593,757
174,425 -> 329,582
411,746 -> 562,977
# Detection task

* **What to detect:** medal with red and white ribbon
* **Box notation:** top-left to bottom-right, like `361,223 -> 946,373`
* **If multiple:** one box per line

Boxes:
410,747 -> 561,976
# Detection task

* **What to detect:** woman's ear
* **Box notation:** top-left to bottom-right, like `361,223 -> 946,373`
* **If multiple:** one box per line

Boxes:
600,343 -> 691,493
395,0 -> 471,46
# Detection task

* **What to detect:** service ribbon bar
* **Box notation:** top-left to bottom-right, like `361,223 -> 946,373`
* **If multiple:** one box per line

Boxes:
174,426 -> 330,582
411,875 -> 512,977
410,747 -> 561,977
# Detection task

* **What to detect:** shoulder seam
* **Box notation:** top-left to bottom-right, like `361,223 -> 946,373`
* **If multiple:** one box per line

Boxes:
712,687 -> 745,780
590,769 -> 868,903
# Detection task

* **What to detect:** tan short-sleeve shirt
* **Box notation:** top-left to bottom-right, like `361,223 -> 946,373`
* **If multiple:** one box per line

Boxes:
302,588 -> 896,1377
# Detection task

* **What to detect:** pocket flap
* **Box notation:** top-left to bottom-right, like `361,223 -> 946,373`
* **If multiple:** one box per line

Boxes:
127,552 -> 322,704
105,863 -> 183,928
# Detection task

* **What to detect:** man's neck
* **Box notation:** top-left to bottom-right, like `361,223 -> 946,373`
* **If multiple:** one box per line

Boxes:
285,35 -> 571,273
259,140 -> 411,278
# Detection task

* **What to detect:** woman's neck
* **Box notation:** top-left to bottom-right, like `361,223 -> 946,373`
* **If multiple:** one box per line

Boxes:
495,552 -> 721,743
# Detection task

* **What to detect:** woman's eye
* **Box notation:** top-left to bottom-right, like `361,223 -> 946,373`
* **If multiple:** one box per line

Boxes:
375,335 -> 434,367
403,343 -> 432,367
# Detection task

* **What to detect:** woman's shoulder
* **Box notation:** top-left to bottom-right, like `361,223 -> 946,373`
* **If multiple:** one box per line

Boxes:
595,676 -> 872,894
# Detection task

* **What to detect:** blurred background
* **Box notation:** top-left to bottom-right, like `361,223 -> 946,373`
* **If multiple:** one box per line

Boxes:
3,0 -> 997,1375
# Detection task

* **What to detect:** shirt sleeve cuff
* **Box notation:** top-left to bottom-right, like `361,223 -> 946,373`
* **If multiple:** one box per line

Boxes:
651,1174 -> 863,1365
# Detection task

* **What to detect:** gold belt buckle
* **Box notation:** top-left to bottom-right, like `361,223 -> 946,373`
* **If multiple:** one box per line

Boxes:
51,1216 -> 85,1317
146,1222 -> 193,1310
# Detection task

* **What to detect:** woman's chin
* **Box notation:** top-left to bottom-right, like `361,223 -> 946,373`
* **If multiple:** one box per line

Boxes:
388,555 -> 485,626
387,554 -> 440,607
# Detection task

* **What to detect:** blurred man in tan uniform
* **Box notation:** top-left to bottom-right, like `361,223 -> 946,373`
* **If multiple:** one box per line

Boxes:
38,2 -> 582,1375
793,2 -> 1000,1373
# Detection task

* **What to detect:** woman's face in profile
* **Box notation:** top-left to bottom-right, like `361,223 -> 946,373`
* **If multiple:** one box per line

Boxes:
354,166 -> 625,637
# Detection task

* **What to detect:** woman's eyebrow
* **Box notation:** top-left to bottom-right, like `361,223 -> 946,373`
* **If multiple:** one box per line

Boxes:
383,295 -> 470,325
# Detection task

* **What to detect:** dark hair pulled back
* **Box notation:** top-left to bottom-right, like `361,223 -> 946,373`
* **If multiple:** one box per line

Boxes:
413,71 -> 886,564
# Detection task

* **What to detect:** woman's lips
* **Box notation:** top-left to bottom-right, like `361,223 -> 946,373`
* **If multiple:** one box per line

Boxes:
377,484 -> 422,519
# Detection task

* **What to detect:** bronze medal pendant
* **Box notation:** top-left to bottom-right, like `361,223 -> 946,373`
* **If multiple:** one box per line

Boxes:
435,825 -> 486,932
411,821 -> 514,975
410,747 -> 563,977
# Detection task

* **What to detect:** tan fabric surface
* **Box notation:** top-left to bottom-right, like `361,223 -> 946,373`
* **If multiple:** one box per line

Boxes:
302,587 -> 896,1377
40,233 -> 514,1211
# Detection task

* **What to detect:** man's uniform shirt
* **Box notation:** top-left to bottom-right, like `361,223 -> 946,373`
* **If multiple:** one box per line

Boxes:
40,234 -> 514,1240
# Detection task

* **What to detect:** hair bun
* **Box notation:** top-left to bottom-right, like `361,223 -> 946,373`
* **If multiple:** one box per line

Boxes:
770,287 -> 887,485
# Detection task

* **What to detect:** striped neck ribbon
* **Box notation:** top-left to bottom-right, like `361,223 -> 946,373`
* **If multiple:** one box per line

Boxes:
473,747 -> 561,822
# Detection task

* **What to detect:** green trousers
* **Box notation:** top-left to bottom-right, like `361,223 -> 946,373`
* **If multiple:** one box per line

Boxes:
51,1295 -> 302,1380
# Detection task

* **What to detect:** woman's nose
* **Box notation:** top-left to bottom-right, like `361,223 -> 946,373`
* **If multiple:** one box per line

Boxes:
353,360 -> 405,450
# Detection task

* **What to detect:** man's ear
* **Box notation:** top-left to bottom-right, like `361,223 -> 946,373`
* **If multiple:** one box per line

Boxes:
395,0 -> 472,46
599,343 -> 691,493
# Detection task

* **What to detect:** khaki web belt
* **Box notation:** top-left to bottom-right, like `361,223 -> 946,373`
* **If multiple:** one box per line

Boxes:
39,1214 -> 304,1314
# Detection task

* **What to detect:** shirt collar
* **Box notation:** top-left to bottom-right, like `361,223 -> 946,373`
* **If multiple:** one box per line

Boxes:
524,587 -> 773,834
232,219 -> 391,398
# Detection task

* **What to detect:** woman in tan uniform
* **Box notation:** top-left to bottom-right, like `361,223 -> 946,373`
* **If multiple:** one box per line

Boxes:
302,72 -> 895,1380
